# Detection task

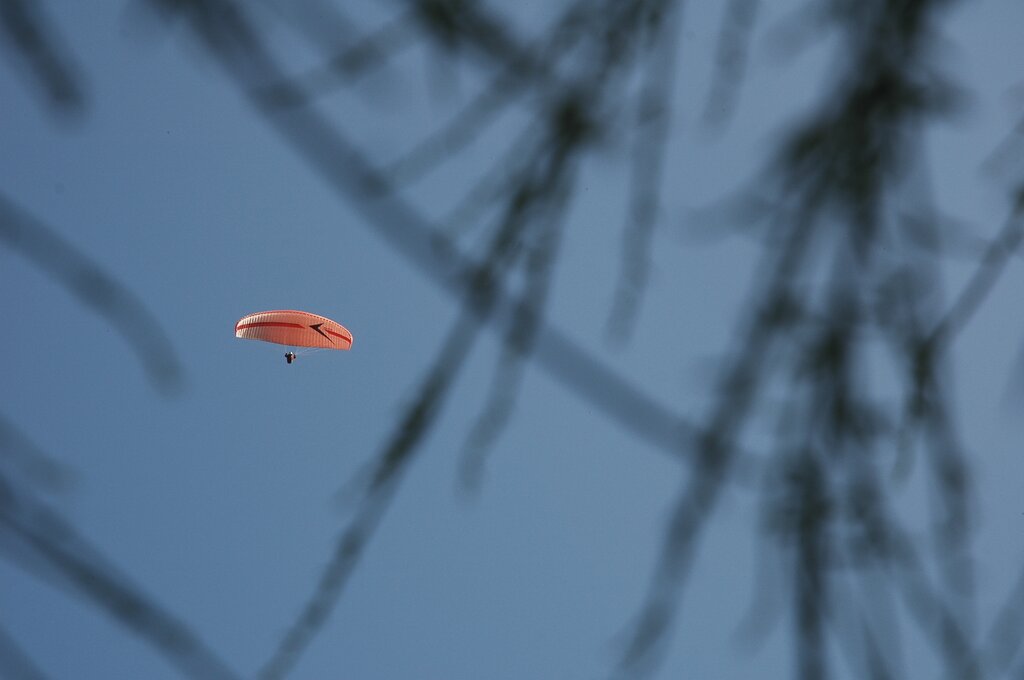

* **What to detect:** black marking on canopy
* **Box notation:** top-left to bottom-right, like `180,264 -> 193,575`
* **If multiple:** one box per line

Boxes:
309,322 -> 334,344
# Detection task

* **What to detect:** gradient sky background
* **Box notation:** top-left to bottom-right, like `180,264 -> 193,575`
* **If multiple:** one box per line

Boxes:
2,1 -> 1023,678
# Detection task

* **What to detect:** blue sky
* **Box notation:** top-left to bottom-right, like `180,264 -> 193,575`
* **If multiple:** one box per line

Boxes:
2,1 -> 1023,679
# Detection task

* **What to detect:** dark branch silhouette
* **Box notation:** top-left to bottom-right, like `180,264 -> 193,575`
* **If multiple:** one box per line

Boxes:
616,1 -> 1008,676
0,469 -> 240,680
607,0 -> 682,342
258,106 -> 585,674
0,620 -> 49,680
702,0 -> 758,130
258,7 -> 418,107
3,1 -> 1023,679
0,194 -> 183,393
0,0 -> 85,115
0,415 -> 74,495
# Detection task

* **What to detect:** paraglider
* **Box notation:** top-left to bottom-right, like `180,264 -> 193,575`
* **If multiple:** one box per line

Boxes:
235,310 -> 353,363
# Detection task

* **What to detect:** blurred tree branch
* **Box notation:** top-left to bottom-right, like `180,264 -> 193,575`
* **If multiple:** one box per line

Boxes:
3,0 -> 1023,679
0,0 -> 84,115
0,194 -> 183,392
0,425 -> 239,680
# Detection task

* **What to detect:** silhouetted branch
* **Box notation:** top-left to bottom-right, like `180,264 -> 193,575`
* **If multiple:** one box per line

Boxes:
259,7 -> 418,107
382,1 -> 590,186
0,414 -> 73,495
403,0 -> 569,90
0,193 -> 182,392
440,122 -> 544,238
858,621 -> 898,680
257,130 -> 563,676
981,117 -> 1024,192
702,0 -> 758,129
618,191 -> 817,674
618,2 -> 986,677
607,0 -> 682,342
0,472 -> 240,680
982,558 -> 1024,676
256,310 -> 479,680
460,140 -> 576,489
787,454 -> 830,680
0,0 -> 85,114
0,621 -> 48,680
894,537 -> 982,678
927,200 -> 1024,352
254,0 -> 371,61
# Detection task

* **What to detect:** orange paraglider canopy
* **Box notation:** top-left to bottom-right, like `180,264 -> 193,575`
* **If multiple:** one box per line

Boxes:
235,310 -> 353,350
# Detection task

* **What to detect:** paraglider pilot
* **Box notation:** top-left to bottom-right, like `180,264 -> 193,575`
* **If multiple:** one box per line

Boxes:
285,352 -> 296,364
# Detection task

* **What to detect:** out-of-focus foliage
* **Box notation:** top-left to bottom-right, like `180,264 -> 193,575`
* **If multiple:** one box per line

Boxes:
2,0 -> 1022,679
